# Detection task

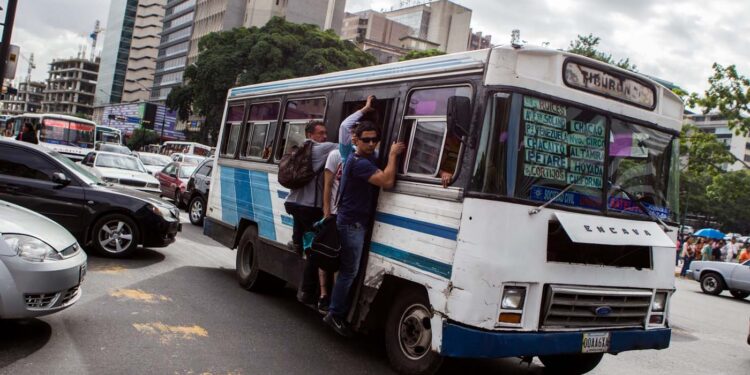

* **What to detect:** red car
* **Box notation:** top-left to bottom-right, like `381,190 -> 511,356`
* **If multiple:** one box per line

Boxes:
155,162 -> 197,208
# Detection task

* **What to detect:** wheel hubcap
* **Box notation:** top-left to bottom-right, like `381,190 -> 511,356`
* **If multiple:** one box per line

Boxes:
98,220 -> 133,253
704,277 -> 717,291
190,200 -> 203,221
398,303 -> 432,360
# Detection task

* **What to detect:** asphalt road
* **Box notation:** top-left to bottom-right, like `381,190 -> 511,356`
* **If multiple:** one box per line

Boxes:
1,214 -> 748,375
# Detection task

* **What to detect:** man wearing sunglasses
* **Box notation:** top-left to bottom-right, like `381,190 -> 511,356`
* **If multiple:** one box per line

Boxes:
324,121 -> 405,336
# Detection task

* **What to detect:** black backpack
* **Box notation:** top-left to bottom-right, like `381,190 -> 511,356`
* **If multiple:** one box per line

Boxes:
278,140 -> 316,189
309,216 -> 341,272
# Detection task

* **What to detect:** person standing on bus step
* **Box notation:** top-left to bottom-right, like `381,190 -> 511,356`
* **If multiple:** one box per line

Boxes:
323,121 -> 405,336
16,123 -> 38,144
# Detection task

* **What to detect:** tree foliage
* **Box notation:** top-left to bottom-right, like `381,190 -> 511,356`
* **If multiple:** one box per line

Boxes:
127,128 -> 159,151
567,34 -> 637,71
166,17 -> 375,144
689,63 -> 750,136
707,171 -> 750,234
399,49 -> 446,61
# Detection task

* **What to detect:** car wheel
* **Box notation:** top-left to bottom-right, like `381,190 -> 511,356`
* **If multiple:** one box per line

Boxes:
91,214 -> 139,258
188,196 -> 205,226
384,287 -> 443,375
700,273 -> 725,295
235,226 -> 285,292
539,353 -> 604,374
729,290 -> 749,299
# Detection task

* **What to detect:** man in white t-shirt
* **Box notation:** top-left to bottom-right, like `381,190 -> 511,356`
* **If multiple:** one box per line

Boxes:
723,237 -> 741,261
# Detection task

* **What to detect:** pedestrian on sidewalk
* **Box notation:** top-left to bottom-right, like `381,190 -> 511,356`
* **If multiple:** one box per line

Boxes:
738,245 -> 750,264
680,237 -> 695,277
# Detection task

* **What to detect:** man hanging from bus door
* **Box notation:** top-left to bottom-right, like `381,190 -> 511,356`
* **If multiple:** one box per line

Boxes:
324,121 -> 405,336
286,97 -> 376,308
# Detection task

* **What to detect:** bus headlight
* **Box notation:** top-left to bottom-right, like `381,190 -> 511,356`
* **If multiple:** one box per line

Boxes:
501,286 -> 527,310
652,291 -> 668,312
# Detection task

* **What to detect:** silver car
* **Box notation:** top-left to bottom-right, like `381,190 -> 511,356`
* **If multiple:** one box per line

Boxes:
0,200 -> 87,319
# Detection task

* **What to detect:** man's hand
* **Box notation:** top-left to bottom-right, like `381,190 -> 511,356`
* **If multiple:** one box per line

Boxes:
389,142 -> 406,158
439,170 -> 453,188
362,95 -> 376,113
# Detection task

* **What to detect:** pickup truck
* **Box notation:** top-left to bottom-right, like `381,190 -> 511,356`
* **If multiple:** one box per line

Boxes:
687,260 -> 750,299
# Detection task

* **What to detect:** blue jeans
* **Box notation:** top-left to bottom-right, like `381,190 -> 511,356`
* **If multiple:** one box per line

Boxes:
680,256 -> 693,277
329,222 -> 366,319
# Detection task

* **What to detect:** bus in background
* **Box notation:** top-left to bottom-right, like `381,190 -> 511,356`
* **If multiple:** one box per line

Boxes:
95,125 -> 123,145
160,141 -> 211,157
9,113 -> 96,161
205,45 -> 683,374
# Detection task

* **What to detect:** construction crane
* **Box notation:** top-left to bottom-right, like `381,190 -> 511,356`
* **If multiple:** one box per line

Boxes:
89,20 -> 103,61
19,52 -> 34,83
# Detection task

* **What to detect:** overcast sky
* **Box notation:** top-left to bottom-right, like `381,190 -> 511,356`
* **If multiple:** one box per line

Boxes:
7,0 -> 750,95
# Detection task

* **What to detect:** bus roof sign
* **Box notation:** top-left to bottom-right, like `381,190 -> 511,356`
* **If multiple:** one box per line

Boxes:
563,59 -> 656,110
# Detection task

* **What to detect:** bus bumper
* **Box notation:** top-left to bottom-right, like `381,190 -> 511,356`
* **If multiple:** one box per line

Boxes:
440,322 -> 670,358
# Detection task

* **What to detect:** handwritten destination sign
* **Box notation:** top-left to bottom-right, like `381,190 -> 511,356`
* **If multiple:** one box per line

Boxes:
570,146 -> 604,162
564,61 -> 656,109
524,164 -> 566,182
523,97 -> 567,117
525,136 -> 567,155
524,108 -> 566,129
570,120 -> 605,137
526,149 -> 568,169
568,172 -> 603,189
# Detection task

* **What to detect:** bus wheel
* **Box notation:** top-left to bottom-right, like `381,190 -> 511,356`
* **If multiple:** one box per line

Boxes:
384,287 -> 443,375
539,353 -> 604,374
235,226 -> 285,293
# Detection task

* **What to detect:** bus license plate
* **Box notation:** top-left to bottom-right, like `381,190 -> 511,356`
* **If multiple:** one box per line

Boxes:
581,332 -> 610,353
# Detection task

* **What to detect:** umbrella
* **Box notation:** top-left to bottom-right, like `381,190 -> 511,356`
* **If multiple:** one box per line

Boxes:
693,228 -> 725,239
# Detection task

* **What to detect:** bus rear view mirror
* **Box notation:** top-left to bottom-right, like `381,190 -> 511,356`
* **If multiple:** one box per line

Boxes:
447,96 -> 471,139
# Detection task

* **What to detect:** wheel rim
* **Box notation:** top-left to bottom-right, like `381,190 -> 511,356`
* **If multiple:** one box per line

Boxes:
98,220 -> 134,253
398,303 -> 432,360
190,199 -> 203,222
703,276 -> 718,292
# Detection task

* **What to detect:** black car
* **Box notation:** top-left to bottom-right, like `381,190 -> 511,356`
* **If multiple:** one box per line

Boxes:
184,158 -> 213,226
0,138 -> 181,257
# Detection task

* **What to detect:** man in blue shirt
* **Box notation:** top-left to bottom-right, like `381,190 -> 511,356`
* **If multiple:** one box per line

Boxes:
324,121 -> 405,336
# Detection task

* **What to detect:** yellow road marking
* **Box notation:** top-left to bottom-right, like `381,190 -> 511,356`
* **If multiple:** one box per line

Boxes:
133,322 -> 208,344
110,288 -> 172,303
89,265 -> 127,274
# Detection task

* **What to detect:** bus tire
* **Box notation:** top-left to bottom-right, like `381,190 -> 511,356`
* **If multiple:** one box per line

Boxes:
235,226 -> 285,293
538,353 -> 604,374
700,272 -> 725,295
384,287 -> 443,375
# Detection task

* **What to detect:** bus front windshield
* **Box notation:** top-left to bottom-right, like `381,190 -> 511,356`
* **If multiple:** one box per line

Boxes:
471,93 -> 679,222
40,118 -> 95,148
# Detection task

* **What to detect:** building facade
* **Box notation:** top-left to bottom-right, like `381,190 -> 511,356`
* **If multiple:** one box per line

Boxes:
187,0 -> 246,64
685,112 -> 750,171
151,0 -> 196,102
122,0 -> 167,103
384,0 -> 472,54
42,57 -> 100,118
0,81 -> 45,115
95,0 -> 139,106
467,30 -> 491,50
244,0 -> 345,33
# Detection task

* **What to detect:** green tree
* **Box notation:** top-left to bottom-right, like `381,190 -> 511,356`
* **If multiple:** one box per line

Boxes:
166,17 -> 375,144
689,63 -> 750,136
127,128 -> 159,151
399,49 -> 446,61
567,34 -> 637,71
706,170 -> 750,233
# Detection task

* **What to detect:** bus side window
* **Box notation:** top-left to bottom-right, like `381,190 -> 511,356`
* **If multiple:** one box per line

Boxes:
221,105 -> 245,158
243,102 -> 280,160
399,86 -> 471,182
275,97 -> 327,161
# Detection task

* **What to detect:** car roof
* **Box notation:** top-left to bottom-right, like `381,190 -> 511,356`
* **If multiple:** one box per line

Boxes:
95,151 -> 138,159
0,137 -> 54,154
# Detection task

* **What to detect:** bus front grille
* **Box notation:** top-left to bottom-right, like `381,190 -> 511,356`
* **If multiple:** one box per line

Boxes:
540,285 -> 652,330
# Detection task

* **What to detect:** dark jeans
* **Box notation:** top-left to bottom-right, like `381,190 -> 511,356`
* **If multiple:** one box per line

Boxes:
284,202 -> 323,296
329,222 -> 366,319
680,256 -> 693,277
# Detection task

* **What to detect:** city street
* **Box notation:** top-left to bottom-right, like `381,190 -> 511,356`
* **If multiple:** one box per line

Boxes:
0,212 -> 747,375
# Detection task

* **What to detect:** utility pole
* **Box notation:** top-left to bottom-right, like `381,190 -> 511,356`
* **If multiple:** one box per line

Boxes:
0,0 -> 19,80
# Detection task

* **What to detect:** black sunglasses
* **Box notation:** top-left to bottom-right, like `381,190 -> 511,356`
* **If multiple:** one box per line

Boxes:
358,137 -> 380,144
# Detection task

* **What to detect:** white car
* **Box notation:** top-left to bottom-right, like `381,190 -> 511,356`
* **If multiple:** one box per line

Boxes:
80,151 -> 160,193
170,153 -> 206,165
135,152 -> 173,175
0,200 -> 87,319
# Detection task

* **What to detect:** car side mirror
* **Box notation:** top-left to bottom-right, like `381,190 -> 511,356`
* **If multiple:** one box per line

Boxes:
51,172 -> 71,186
446,96 -> 471,139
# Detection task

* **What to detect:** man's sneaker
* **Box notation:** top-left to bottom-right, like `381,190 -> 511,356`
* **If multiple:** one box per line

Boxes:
317,295 -> 330,314
296,290 -> 316,306
323,312 -> 353,337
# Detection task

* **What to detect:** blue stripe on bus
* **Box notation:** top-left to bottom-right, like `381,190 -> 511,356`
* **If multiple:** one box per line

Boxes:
375,212 -> 458,241
219,166 -> 277,241
219,166 -> 239,226
370,242 -> 452,279
277,190 -> 289,199
229,57 -> 480,97
248,171 -> 276,240
281,215 -> 294,227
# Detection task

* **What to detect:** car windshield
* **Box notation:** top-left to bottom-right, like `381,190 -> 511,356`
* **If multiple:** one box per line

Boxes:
179,165 -> 197,178
183,155 -> 205,164
49,151 -> 104,185
95,154 -> 147,173
139,153 -> 172,166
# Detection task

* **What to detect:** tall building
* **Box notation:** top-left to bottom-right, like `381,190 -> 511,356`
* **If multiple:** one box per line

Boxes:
384,0 -> 472,54
187,0 -> 246,64
95,0 -> 139,106
0,81 -> 46,115
685,113 -> 750,171
340,10 -> 413,63
42,57 -> 100,118
243,0 -> 345,33
122,0 -> 167,103
467,30 -> 491,50
151,0 -> 196,102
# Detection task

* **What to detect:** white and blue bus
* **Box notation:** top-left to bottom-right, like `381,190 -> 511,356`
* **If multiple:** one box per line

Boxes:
95,125 -> 123,146
204,44 -> 682,374
9,113 -> 96,161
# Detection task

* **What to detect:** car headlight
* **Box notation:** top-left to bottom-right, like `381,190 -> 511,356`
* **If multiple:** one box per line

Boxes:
1,234 -> 63,262
103,177 -> 119,184
652,291 -> 668,312
148,204 -> 175,218
501,286 -> 527,310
